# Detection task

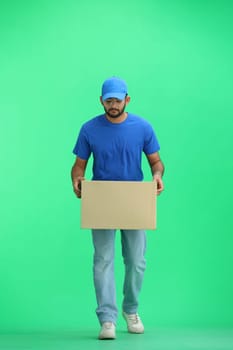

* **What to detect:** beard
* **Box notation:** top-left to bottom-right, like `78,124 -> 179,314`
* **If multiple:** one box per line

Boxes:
104,103 -> 126,119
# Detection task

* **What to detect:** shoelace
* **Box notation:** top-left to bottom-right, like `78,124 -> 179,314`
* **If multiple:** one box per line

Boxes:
127,314 -> 140,324
103,322 -> 114,329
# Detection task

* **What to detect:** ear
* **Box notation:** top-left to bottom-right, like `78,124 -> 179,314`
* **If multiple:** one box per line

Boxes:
100,96 -> 104,105
125,95 -> 131,105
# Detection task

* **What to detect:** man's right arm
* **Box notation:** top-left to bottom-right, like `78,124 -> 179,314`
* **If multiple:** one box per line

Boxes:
71,157 -> 88,198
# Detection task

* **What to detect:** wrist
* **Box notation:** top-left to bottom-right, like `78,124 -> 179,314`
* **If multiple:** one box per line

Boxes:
153,171 -> 162,178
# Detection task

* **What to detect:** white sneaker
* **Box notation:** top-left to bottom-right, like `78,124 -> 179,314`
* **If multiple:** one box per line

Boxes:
98,322 -> 116,340
123,312 -> 144,334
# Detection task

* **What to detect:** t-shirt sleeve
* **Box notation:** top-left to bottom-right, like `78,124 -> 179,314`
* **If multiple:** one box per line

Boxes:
143,124 -> 160,155
72,125 -> 91,160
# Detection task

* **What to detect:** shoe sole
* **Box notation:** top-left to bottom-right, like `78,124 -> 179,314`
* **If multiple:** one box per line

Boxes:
99,336 -> 116,340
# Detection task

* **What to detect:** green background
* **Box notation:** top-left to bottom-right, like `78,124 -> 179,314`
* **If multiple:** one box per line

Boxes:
1,0 -> 233,334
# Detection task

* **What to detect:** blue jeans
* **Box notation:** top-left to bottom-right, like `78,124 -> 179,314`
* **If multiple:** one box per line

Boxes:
92,229 -> 146,325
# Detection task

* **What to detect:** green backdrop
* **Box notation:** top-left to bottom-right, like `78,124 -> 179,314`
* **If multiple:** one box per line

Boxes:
0,0 -> 233,332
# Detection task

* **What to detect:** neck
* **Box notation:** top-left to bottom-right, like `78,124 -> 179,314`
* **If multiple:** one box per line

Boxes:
105,112 -> 128,124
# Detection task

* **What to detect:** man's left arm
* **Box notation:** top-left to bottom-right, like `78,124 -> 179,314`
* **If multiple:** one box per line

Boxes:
146,152 -> 165,195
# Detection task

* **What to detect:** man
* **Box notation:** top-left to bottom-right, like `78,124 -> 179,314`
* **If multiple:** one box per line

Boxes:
71,77 -> 164,340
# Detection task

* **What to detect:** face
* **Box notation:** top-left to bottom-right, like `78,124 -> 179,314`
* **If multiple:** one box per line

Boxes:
101,96 -> 130,119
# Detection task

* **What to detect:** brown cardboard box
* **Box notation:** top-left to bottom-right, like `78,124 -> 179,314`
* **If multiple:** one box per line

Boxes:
81,181 -> 156,229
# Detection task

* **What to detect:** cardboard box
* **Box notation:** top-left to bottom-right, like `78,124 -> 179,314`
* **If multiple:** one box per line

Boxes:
81,181 -> 156,230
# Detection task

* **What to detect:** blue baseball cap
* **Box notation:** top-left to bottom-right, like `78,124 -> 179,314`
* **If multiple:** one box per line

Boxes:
101,77 -> 128,101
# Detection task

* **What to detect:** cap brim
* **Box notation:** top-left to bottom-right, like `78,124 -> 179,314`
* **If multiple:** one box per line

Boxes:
102,92 -> 126,101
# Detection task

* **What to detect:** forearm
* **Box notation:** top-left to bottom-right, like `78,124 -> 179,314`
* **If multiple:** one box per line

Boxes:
150,160 -> 165,178
71,164 -> 85,183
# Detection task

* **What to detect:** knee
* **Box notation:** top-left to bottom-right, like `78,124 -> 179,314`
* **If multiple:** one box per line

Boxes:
94,254 -> 114,272
123,255 -> 146,271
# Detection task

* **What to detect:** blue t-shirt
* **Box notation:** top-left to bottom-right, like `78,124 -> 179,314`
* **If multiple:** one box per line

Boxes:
73,113 -> 160,181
